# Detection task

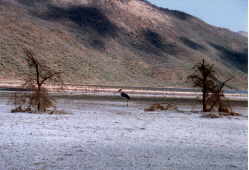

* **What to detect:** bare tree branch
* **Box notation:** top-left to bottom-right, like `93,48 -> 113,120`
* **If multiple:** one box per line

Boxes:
14,48 -> 64,112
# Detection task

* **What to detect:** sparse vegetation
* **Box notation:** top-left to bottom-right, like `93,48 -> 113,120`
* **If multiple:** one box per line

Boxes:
188,59 -> 239,117
11,48 -> 64,113
187,59 -> 216,112
144,103 -> 178,112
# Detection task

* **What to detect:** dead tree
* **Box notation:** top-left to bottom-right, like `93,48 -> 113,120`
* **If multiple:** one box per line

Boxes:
17,48 -> 64,112
187,59 -> 217,112
206,78 -> 233,112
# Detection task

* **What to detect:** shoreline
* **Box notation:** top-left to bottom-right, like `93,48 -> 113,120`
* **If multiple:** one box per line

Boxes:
0,82 -> 247,103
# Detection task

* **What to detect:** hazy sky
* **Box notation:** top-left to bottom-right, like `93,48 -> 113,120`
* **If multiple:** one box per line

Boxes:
147,0 -> 248,32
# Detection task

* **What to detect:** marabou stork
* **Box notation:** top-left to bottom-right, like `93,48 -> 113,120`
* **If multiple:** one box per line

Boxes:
118,89 -> 130,106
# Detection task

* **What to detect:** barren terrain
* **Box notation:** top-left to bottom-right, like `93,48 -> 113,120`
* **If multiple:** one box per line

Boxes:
0,96 -> 247,170
0,0 -> 247,88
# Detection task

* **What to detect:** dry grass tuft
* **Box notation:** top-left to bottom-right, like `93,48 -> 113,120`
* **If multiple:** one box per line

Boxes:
219,111 -> 240,117
202,111 -> 240,119
202,113 -> 221,119
144,103 -> 177,112
11,106 -> 32,113
11,88 -> 56,113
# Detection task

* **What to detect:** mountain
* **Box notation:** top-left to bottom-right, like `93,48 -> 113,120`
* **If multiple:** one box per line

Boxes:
238,31 -> 248,38
0,0 -> 247,88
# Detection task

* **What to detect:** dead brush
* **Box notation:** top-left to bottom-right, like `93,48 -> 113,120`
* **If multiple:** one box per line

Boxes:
11,92 -> 31,113
202,113 -> 221,119
202,94 -> 240,119
11,48 -> 64,113
144,104 -> 164,112
11,88 -> 56,113
29,87 -> 55,113
204,79 -> 240,118
188,59 -> 239,118
202,111 -> 240,119
144,103 -> 178,112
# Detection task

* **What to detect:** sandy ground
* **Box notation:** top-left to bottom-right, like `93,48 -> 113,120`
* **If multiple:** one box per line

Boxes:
0,97 -> 247,170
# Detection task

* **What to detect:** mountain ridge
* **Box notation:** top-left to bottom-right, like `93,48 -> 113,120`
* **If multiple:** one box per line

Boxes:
238,31 -> 248,37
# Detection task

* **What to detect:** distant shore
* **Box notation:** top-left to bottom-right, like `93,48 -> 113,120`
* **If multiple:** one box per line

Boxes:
0,82 -> 247,105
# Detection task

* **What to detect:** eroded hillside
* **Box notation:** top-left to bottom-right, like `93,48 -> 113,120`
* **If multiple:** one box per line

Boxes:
0,0 -> 247,88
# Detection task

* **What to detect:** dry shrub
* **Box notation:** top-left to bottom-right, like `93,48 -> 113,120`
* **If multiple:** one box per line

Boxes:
203,96 -> 240,118
10,48 -> 64,113
219,111 -> 240,117
144,104 -> 164,111
202,111 -> 240,119
11,106 -> 32,113
11,91 -> 70,114
204,81 -> 240,117
11,92 -> 31,113
144,103 -> 177,112
29,87 -> 55,112
202,113 -> 221,119
188,59 -> 239,117
11,88 -> 55,113
205,90 -> 232,112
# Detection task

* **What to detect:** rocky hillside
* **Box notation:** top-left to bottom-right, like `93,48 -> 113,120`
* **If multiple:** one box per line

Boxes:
0,0 -> 247,88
